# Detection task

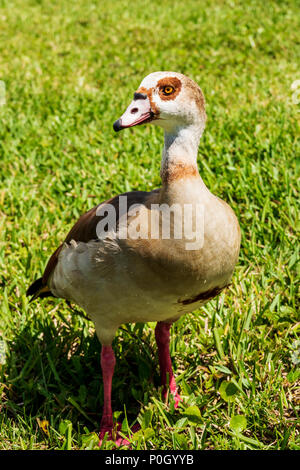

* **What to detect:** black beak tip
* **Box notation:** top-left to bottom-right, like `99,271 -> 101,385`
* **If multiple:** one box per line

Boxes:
113,119 -> 123,132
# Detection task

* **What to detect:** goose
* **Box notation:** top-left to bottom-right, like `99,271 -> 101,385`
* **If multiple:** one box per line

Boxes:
27,71 -> 241,446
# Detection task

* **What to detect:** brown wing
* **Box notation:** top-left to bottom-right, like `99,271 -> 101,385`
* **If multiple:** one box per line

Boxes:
42,203 -> 101,286
27,190 -> 159,299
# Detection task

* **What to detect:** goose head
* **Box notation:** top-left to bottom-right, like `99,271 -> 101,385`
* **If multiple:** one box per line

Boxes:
113,71 -> 206,136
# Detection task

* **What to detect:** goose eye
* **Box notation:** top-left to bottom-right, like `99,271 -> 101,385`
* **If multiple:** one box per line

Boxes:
163,86 -> 174,95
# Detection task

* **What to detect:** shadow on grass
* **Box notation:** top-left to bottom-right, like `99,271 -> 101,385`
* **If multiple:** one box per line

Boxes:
2,302 -> 158,436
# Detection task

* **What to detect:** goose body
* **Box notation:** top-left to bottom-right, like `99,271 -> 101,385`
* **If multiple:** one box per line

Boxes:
49,181 -> 239,344
27,71 -> 241,445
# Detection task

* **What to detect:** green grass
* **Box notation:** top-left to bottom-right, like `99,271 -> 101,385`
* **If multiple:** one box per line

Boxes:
0,0 -> 299,450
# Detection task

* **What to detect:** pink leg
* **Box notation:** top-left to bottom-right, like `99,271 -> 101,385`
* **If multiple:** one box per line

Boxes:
155,322 -> 182,408
98,345 -> 140,446
99,345 -> 133,447
99,345 -> 115,433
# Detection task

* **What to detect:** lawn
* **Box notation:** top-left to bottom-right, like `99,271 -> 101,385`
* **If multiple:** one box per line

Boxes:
0,0 -> 299,450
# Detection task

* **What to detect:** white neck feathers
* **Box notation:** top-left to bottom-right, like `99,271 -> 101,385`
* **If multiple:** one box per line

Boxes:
160,123 -> 203,183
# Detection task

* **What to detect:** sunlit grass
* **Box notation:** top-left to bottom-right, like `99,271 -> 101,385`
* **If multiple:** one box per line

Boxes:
0,0 -> 299,450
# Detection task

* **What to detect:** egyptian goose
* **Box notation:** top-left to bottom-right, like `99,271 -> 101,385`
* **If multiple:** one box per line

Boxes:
27,71 -> 241,445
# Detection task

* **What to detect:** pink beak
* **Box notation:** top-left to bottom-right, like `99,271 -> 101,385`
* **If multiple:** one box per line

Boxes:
113,92 -> 154,131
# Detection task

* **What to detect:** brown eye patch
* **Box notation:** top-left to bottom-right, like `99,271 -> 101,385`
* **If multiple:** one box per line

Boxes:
157,76 -> 182,101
